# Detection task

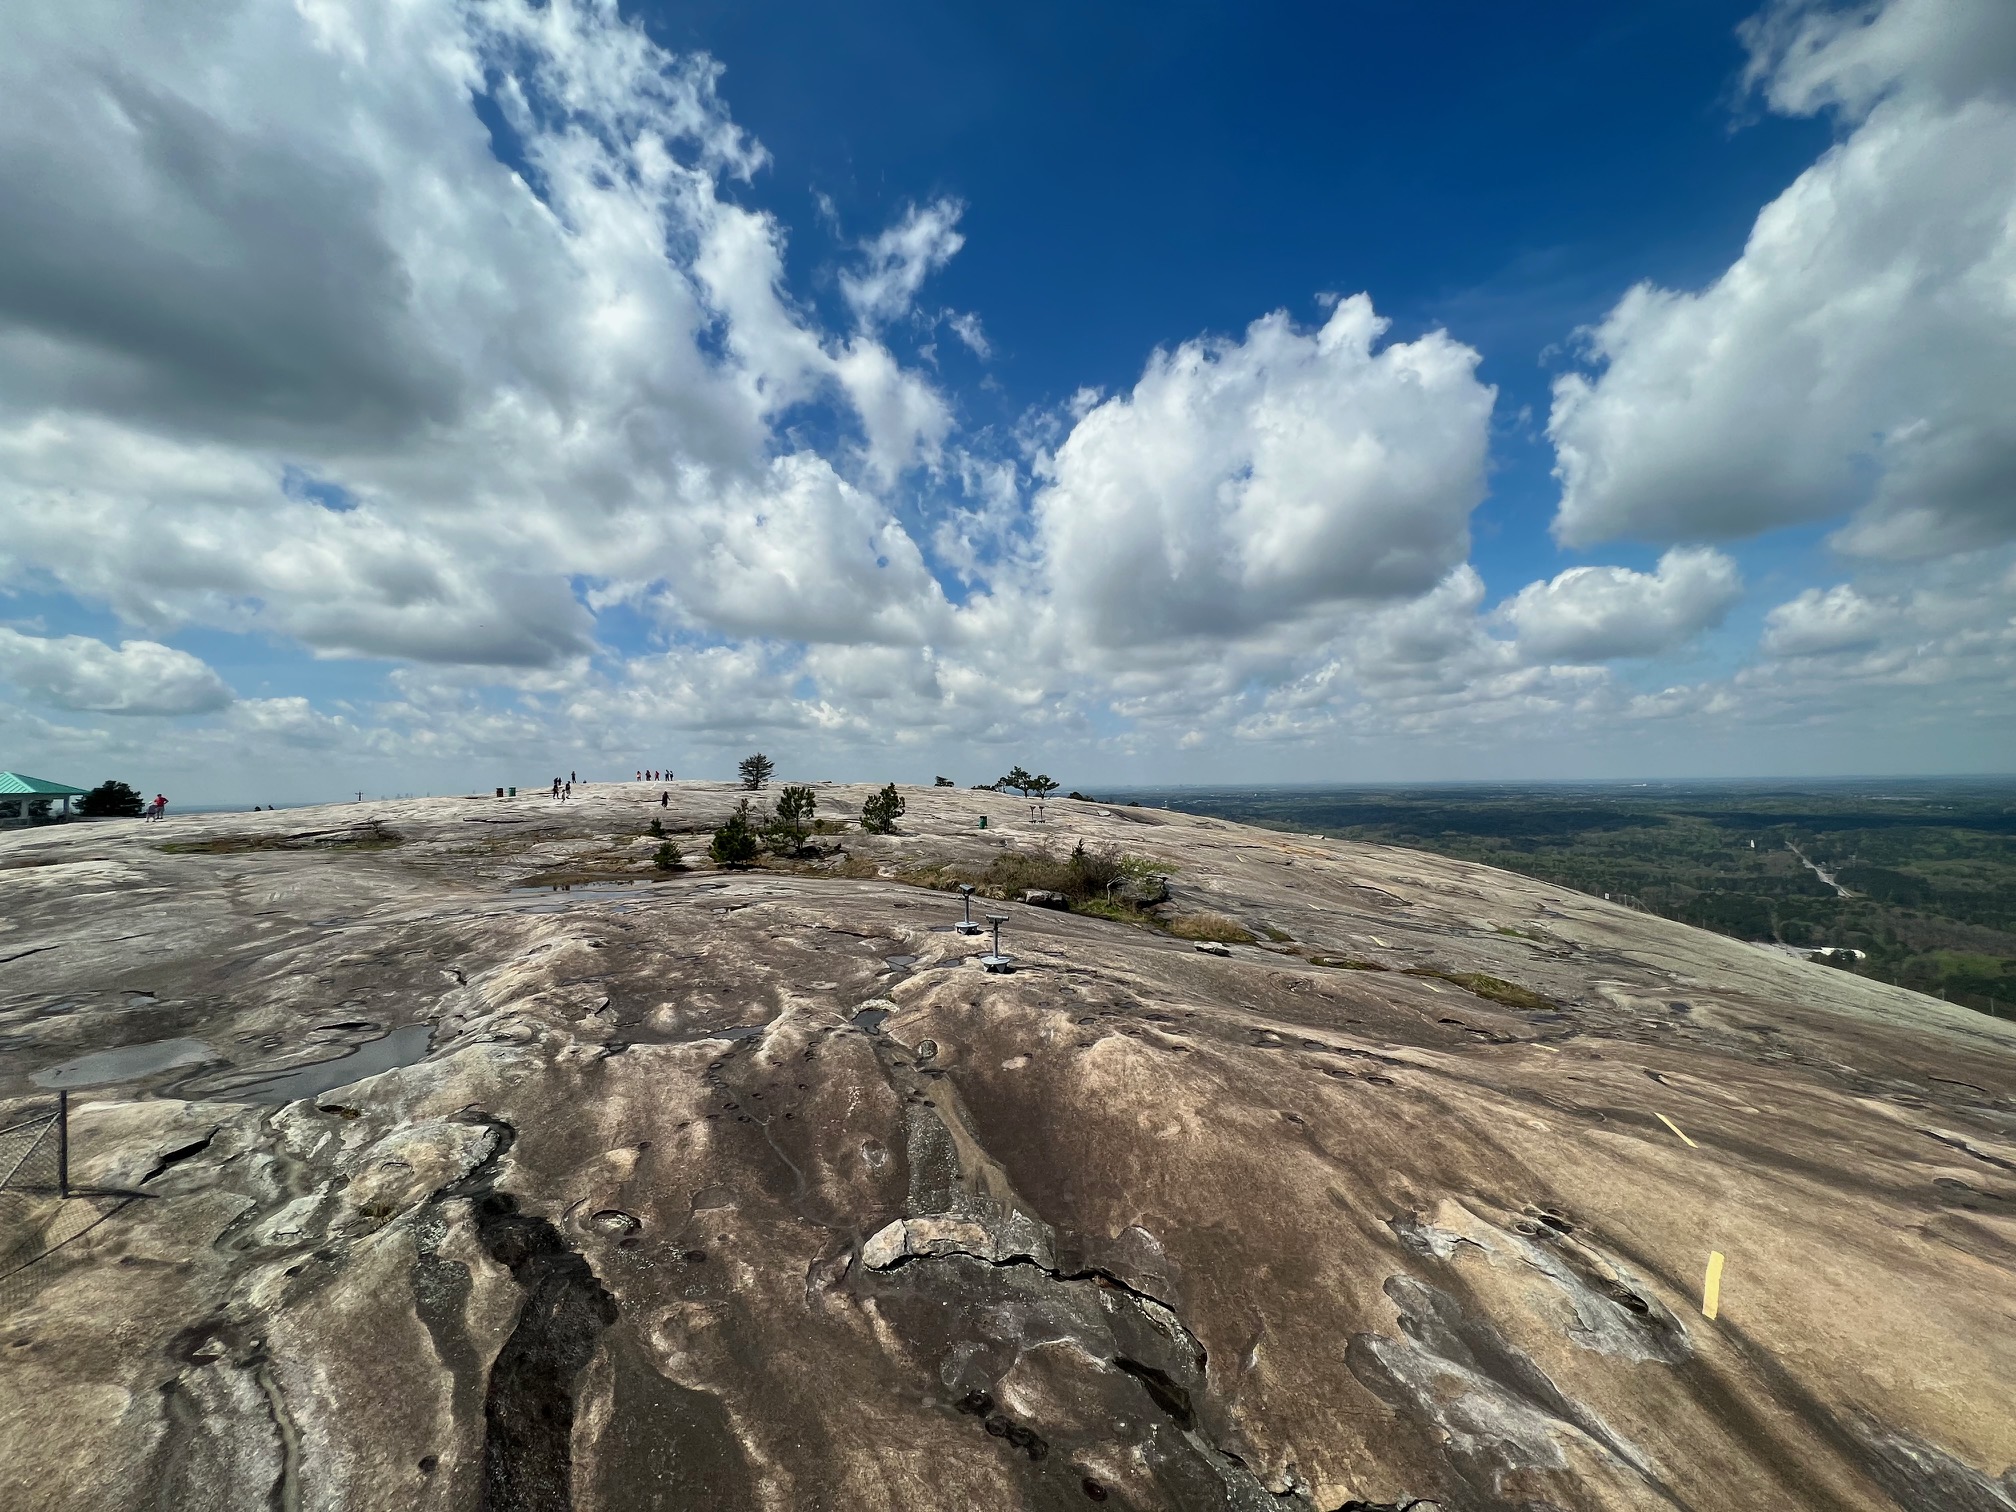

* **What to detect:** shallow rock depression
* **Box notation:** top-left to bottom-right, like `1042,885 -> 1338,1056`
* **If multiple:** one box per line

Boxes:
2,783 -> 2013,1511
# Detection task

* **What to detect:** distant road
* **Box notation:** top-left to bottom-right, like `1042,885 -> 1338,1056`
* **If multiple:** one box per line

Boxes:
1786,840 -> 1855,898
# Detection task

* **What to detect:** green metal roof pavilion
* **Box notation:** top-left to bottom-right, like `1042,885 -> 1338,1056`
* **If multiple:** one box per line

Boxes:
0,772 -> 88,797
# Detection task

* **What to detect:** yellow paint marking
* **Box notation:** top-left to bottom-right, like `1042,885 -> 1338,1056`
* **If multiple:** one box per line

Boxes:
1534,1044 -> 1559,1053
1370,937 -> 1390,948
1656,1113 -> 1698,1148
1702,1252 -> 1725,1319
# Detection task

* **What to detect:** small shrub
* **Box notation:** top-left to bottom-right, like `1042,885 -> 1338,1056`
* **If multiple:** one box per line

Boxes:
1067,840 -> 1123,895
1260,925 -> 1294,943
648,818 -> 665,838
934,776 -> 955,787
1167,913 -> 1256,944
765,784 -> 816,853
653,840 -> 683,871
710,802 -> 759,868
861,783 -> 905,835
737,753 -> 775,791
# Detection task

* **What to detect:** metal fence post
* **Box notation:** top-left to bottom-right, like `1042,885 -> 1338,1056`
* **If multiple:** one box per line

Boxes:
56,1089 -> 69,1199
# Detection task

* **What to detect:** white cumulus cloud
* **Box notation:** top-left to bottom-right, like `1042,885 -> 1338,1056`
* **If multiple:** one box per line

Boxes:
1030,295 -> 1494,654
1760,582 -> 1900,657
1500,548 -> 1742,662
1550,0 -> 2016,557
0,0 -> 957,666
0,629 -> 234,715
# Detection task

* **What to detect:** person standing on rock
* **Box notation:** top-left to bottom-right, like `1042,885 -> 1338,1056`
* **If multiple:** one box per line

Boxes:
660,790 -> 669,808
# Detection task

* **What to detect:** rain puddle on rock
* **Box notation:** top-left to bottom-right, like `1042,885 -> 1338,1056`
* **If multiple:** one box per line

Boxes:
853,1009 -> 891,1033
32,1037 -> 215,1089
883,955 -> 919,971
231,1024 -> 434,1104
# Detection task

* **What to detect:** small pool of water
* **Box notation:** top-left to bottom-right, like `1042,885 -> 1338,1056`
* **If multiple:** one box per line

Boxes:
32,1037 -> 215,1089
231,1024 -> 434,1104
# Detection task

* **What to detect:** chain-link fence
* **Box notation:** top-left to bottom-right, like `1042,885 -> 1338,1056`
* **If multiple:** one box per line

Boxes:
0,1096 -> 133,1312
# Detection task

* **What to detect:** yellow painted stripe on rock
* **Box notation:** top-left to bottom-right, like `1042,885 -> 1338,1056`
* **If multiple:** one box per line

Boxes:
1657,1113 -> 1698,1148
1702,1251 -> 1725,1319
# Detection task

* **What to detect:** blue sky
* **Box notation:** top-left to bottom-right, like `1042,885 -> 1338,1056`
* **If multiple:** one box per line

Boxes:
0,0 -> 2012,800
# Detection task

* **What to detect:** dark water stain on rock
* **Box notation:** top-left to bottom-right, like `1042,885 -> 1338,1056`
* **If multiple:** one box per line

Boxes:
472,1190 -> 617,1511
431,1114 -> 625,1512
591,1329 -> 754,1511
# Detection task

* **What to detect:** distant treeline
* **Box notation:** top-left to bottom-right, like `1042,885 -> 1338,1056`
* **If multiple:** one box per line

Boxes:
1104,782 -> 2016,1020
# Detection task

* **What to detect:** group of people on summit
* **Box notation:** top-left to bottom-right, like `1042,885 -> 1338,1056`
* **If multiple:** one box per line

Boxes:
548,769 -> 673,801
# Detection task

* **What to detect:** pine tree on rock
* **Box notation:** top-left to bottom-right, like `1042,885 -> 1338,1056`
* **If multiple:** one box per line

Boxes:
765,784 -> 817,854
710,801 -> 760,867
861,783 -> 905,835
738,753 -> 775,790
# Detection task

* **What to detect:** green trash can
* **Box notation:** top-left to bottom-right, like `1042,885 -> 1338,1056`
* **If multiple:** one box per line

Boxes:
508,787 -> 517,796
978,815 -> 987,829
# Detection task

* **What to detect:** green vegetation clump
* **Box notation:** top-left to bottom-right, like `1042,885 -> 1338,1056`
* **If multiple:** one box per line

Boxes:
1167,912 -> 1256,944
861,783 -> 905,835
737,753 -> 775,791
81,780 -> 144,818
897,842 -> 1174,927
647,817 -> 665,838
710,802 -> 759,868
764,784 -> 817,854
1406,969 -> 1553,1010
653,840 -> 683,871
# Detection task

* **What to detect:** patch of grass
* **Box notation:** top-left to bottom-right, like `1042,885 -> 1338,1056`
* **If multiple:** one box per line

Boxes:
1406,969 -> 1553,1010
901,842 -> 1163,909
1167,912 -> 1256,944
1070,896 -> 1143,925
1494,925 -> 1550,942
1259,925 -> 1294,943
834,854 -> 882,879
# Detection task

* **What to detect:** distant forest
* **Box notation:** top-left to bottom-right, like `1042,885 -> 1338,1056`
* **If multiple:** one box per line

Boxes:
1101,780 -> 2016,1021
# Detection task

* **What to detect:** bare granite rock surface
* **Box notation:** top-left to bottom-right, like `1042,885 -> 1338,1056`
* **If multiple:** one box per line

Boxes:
2,782 -> 2013,1511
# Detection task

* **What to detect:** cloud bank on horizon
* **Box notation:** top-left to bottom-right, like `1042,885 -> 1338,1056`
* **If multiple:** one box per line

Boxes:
0,0 -> 2010,795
